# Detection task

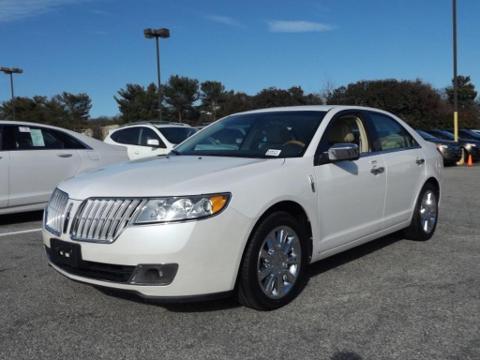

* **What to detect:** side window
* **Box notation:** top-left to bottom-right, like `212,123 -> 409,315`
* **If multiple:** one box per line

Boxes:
14,125 -> 49,150
0,126 -> 3,151
317,114 -> 370,156
139,127 -> 165,148
111,128 -> 141,145
368,112 -> 418,151
48,129 -> 88,149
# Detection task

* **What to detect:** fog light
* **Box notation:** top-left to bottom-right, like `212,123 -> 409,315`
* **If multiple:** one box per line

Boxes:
129,264 -> 178,285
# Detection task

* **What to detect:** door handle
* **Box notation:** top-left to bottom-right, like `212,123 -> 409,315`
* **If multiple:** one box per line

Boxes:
371,166 -> 385,175
416,158 -> 425,165
58,154 -> 73,158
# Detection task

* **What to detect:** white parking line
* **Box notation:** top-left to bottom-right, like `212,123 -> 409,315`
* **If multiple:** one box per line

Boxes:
0,228 -> 42,238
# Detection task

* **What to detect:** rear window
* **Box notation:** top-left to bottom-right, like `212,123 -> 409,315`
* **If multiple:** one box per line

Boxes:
157,127 -> 196,144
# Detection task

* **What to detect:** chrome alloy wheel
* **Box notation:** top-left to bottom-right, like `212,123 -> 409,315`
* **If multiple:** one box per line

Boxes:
420,190 -> 438,234
257,226 -> 301,299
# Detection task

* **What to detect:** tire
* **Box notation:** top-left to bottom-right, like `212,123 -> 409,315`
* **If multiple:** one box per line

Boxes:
403,183 -> 439,241
237,211 -> 309,310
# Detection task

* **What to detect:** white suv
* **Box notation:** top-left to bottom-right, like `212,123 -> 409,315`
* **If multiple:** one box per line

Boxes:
43,106 -> 443,310
104,122 -> 196,160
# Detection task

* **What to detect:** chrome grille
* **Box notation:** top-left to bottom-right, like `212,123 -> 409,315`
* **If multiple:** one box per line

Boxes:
45,189 -> 70,236
70,198 -> 147,242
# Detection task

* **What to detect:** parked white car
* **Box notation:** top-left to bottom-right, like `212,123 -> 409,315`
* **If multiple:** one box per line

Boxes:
104,122 -> 197,160
43,106 -> 443,310
0,121 -> 128,215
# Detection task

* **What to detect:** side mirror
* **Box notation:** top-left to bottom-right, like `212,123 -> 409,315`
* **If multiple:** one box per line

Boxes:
147,139 -> 160,147
328,143 -> 359,162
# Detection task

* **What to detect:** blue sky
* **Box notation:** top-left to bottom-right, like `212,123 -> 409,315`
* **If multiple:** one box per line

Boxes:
0,0 -> 479,117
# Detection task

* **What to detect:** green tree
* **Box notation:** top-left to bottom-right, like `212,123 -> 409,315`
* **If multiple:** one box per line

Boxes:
53,92 -> 92,129
0,93 -> 91,130
163,75 -> 199,122
115,83 -> 160,123
327,79 -> 447,129
200,80 -> 227,121
217,91 -> 253,118
446,75 -> 478,109
252,86 -> 322,109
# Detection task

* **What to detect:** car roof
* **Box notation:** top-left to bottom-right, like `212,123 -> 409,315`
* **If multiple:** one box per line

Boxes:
118,121 -> 192,129
235,105 -> 393,115
0,120 -> 124,151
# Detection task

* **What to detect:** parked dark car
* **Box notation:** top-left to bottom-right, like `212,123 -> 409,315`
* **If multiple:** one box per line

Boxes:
457,129 -> 480,142
426,129 -> 480,162
416,130 -> 462,166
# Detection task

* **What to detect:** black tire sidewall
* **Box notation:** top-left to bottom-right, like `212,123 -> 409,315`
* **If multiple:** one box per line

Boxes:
239,211 -> 309,310
408,183 -> 439,241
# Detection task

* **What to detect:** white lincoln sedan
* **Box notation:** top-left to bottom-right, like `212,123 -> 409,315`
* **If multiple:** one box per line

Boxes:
0,121 -> 128,215
42,106 -> 442,310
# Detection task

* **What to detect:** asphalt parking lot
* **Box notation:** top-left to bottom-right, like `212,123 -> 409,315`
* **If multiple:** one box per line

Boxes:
0,166 -> 479,360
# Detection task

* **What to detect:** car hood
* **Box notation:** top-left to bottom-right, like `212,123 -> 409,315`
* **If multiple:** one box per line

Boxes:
59,155 -> 282,199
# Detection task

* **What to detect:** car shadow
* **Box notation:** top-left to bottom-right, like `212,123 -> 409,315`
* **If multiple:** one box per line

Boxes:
95,286 -> 240,312
331,351 -> 363,360
0,210 -> 43,226
96,232 -> 405,312
308,231 -> 404,278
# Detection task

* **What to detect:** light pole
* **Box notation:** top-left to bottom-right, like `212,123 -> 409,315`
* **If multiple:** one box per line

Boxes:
144,28 -> 170,121
452,0 -> 458,142
0,66 -> 23,121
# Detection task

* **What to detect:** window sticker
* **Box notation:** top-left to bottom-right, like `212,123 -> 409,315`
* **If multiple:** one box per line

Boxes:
265,149 -> 282,157
18,126 -> 31,133
30,129 -> 45,147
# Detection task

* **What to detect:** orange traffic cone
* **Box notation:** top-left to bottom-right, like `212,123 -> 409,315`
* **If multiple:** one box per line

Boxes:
467,153 -> 473,167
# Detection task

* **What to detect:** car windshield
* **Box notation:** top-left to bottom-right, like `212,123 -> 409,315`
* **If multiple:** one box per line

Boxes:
174,111 -> 326,158
157,127 -> 197,144
416,130 -> 437,140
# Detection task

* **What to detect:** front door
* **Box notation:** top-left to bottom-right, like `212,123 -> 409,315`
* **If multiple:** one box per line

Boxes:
314,112 -> 387,251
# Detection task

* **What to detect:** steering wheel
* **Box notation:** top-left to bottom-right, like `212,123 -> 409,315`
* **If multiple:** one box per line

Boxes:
283,140 -> 305,148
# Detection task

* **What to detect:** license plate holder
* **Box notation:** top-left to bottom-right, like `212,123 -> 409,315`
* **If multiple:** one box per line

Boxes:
50,239 -> 82,267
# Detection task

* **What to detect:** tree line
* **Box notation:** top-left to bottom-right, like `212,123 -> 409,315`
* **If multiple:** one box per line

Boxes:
0,75 -> 478,132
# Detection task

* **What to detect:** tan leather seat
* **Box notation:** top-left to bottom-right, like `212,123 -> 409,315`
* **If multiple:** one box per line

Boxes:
328,123 -> 355,144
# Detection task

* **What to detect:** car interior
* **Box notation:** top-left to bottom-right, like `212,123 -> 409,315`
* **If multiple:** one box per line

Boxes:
324,115 -> 370,153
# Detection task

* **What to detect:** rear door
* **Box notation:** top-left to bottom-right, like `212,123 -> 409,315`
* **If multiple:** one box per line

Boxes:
365,111 -> 426,227
6,124 -> 81,207
0,125 -> 9,208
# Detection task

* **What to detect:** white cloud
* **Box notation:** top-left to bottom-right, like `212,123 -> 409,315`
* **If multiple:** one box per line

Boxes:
267,20 -> 334,33
0,0 -> 88,22
205,14 -> 243,28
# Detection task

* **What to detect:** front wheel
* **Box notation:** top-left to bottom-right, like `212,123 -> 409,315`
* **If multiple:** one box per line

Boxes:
237,212 -> 309,310
404,183 -> 439,241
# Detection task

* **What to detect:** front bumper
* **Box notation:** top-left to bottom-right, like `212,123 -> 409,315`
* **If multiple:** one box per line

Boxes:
439,147 -> 462,164
43,205 -> 251,298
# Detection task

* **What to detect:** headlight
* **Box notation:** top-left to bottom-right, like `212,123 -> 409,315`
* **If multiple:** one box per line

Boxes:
134,193 -> 230,224
436,144 -> 448,151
